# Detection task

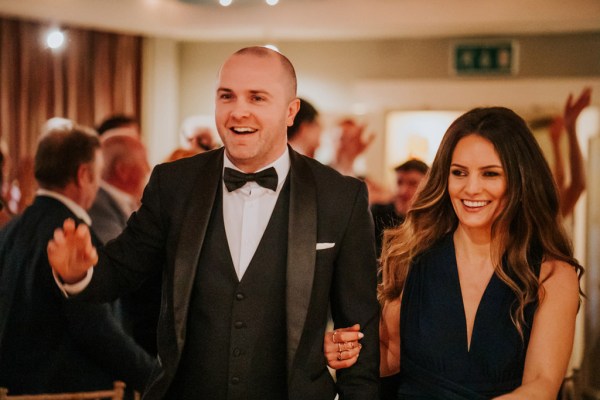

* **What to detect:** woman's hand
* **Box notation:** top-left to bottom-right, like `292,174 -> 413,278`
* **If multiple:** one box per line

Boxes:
323,324 -> 363,369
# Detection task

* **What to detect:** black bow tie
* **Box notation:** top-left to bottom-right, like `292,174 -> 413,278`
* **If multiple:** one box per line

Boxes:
223,167 -> 278,192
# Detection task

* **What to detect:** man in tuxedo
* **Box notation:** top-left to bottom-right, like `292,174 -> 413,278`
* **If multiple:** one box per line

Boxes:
0,126 -> 155,394
48,46 -> 379,399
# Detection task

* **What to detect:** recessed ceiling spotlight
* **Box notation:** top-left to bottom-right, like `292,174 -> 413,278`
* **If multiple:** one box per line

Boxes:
46,30 -> 65,49
266,0 -> 279,5
219,0 -> 233,6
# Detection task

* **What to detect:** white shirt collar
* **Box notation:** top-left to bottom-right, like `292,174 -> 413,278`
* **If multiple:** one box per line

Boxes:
222,146 -> 291,190
36,188 -> 92,226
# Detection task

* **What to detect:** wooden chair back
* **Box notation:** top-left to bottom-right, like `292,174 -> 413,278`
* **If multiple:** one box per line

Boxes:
0,381 -> 125,400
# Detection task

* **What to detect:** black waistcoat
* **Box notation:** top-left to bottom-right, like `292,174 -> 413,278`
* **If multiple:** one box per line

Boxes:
168,182 -> 290,400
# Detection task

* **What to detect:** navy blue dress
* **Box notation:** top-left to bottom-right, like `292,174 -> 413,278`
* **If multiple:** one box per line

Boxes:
398,234 -> 540,399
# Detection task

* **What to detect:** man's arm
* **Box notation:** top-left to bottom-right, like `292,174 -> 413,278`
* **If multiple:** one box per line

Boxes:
331,181 -> 380,398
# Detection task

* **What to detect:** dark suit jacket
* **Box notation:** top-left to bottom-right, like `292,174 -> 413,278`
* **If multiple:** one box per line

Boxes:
80,147 -> 380,399
0,196 -> 155,394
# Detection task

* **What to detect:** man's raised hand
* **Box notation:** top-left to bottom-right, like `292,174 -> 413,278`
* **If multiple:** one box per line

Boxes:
47,218 -> 98,284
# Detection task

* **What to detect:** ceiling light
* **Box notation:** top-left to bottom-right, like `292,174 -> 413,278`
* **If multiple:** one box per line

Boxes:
219,0 -> 233,6
46,30 -> 65,49
266,0 -> 279,5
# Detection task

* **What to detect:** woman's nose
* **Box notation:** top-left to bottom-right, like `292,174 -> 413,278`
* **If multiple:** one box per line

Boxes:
464,175 -> 482,194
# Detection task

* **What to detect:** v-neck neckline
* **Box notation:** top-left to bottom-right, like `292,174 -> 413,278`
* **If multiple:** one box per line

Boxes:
448,236 -> 496,354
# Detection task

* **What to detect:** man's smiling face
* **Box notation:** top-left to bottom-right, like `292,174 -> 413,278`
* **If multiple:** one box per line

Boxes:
215,50 -> 299,172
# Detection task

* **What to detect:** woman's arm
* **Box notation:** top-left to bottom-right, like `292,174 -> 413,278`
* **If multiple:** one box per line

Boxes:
324,297 -> 402,376
380,298 -> 401,377
493,260 -> 580,400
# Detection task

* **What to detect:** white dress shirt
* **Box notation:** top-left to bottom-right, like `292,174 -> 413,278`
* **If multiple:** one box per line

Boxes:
222,148 -> 291,280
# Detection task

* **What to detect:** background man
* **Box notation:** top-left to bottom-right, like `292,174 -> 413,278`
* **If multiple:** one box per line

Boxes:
286,97 -> 322,158
88,134 -> 158,356
0,126 -> 155,394
371,158 -> 429,256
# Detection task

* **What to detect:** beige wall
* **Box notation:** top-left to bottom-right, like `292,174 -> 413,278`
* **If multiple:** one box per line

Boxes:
176,33 -> 600,118
154,33 -> 599,179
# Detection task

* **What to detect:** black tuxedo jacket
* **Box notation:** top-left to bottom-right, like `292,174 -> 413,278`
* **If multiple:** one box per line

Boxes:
81,147 -> 380,399
0,196 -> 155,394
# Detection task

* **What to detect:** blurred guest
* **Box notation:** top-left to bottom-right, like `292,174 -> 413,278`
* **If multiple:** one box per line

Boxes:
87,134 -> 158,356
331,118 -> 375,177
184,126 -> 218,152
287,98 -> 322,158
164,147 -> 203,163
0,148 -> 13,228
0,125 -> 155,394
371,159 -> 429,257
96,114 -> 140,140
165,117 -> 219,161
180,115 -> 220,152
88,135 -> 150,244
548,87 -> 590,217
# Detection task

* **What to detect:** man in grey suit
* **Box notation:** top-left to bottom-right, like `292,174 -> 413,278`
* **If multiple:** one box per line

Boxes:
89,134 -> 150,244
48,46 -> 379,399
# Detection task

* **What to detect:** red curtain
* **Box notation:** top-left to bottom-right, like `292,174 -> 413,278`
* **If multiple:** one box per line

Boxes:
0,16 -> 142,211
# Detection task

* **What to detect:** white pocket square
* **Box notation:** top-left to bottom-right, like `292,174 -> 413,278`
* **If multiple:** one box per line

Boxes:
316,242 -> 335,250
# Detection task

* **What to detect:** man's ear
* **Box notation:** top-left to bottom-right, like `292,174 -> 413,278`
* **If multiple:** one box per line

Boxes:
286,98 -> 301,127
76,163 -> 90,187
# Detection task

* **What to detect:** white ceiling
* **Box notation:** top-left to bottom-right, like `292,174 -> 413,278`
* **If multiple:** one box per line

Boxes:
0,0 -> 598,41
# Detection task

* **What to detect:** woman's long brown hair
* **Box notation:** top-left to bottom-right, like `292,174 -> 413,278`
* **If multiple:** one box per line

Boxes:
379,107 -> 584,337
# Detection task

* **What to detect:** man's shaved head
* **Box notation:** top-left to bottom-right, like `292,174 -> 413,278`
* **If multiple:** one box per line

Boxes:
231,46 -> 297,99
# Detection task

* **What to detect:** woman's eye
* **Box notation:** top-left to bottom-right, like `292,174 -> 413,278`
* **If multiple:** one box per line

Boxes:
451,169 -> 465,176
483,171 -> 501,177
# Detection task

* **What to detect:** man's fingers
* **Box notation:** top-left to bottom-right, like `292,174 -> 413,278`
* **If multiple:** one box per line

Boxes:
51,227 -> 66,245
62,218 -> 77,234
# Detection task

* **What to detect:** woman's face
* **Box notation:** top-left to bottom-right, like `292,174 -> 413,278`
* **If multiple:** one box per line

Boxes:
448,134 -> 507,234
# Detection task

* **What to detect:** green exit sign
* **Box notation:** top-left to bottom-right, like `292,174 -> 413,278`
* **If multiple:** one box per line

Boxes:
452,41 -> 518,76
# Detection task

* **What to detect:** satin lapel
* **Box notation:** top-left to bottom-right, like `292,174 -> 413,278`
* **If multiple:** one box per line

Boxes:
172,149 -> 224,352
286,149 -> 317,375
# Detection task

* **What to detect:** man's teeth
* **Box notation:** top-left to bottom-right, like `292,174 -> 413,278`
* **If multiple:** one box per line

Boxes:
232,127 -> 256,133
463,200 -> 488,207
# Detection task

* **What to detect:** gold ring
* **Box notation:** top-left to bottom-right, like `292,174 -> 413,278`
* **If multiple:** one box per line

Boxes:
332,330 -> 339,343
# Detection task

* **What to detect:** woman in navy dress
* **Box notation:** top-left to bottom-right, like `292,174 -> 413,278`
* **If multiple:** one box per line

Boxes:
325,107 -> 583,399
